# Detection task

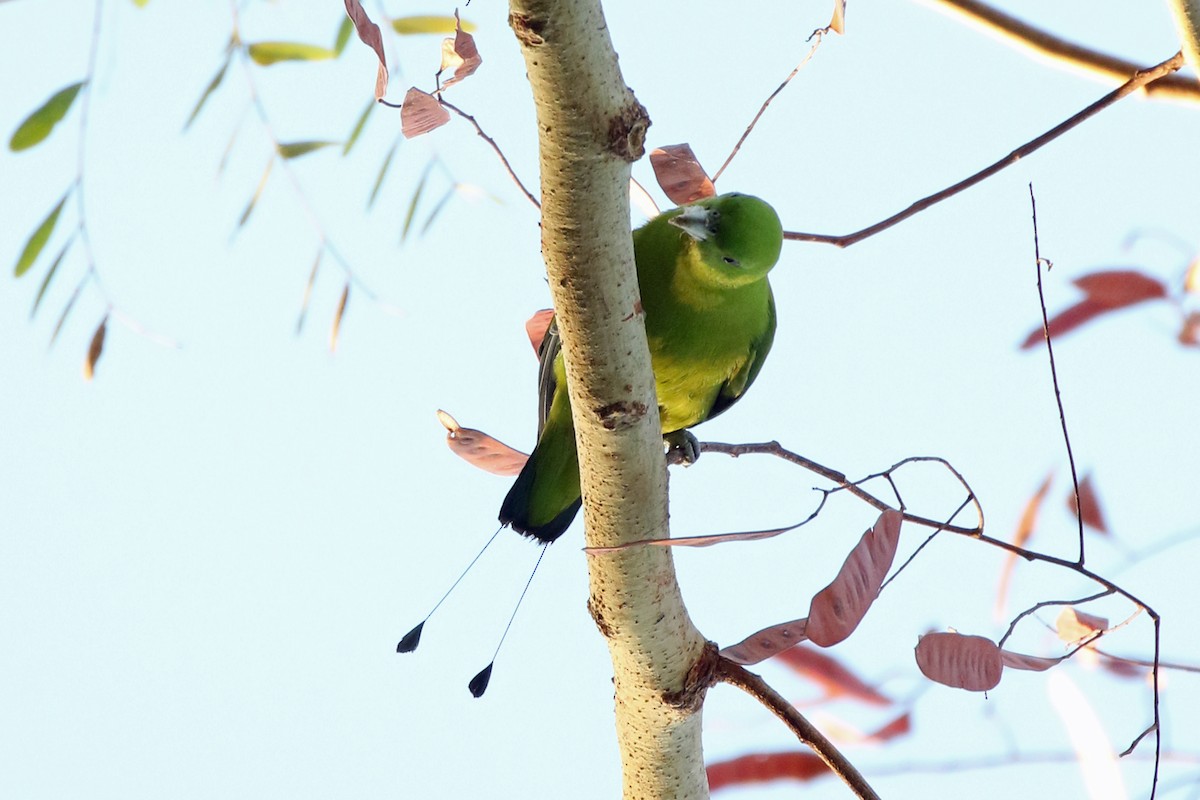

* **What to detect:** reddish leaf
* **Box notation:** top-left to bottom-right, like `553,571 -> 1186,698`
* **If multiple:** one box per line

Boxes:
1098,654 -> 1145,680
720,619 -> 808,666
773,645 -> 892,706
438,10 -> 482,90
437,410 -> 528,476
1073,270 -> 1168,306
866,713 -> 911,743
707,752 -> 828,791
83,315 -> 107,381
649,144 -> 716,206
1021,270 -> 1169,348
1068,472 -> 1108,534
806,510 -> 902,647
1179,310 -> 1200,347
1056,607 -> 1108,645
999,649 -> 1061,672
400,87 -> 449,138
329,282 -> 349,353
525,308 -> 554,354
915,632 -> 1002,692
995,471 -> 1052,616
342,0 -> 388,100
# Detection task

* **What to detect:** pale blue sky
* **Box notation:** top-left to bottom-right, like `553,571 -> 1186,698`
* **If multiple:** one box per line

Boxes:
2,1 -> 1198,798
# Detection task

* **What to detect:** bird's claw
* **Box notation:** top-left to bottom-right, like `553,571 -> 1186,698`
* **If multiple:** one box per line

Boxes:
663,430 -> 701,467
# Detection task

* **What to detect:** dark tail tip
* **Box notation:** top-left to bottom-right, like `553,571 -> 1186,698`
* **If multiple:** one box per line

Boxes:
469,663 -> 494,698
397,622 -> 424,653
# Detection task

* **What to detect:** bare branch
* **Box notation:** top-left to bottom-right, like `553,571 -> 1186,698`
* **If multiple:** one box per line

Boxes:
716,658 -> 883,800
439,99 -> 541,210
785,52 -> 1186,248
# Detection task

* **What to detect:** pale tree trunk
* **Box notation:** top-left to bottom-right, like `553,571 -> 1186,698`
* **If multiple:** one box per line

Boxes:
507,1 -> 711,797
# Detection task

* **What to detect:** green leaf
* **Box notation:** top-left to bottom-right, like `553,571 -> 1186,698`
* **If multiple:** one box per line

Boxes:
14,192 -> 69,277
401,161 -> 435,242
246,42 -> 337,66
50,276 -> 85,348
277,140 -> 338,159
296,251 -> 321,334
392,15 -> 476,34
132,0 -> 151,7
368,138 -> 399,209
31,233 -> 76,319
238,159 -> 274,229
9,82 -> 86,152
343,98 -> 374,156
184,55 -> 231,130
334,16 -> 354,56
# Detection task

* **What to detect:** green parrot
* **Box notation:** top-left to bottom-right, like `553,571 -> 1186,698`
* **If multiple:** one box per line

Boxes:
499,192 -> 784,543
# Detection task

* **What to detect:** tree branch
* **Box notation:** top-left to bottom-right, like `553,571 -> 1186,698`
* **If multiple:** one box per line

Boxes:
786,51 -> 1185,248
920,0 -> 1200,101
507,1 -> 710,797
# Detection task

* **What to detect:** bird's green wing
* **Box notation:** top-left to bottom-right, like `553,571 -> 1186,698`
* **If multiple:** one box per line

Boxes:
707,288 -> 776,421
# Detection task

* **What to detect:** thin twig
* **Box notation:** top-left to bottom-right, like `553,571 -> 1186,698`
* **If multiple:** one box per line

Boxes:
919,0 -> 1200,102
996,589 -> 1114,649
439,99 -> 541,210
1028,185 -> 1085,565
711,31 -> 826,184
785,52 -> 1185,248
716,658 -> 883,800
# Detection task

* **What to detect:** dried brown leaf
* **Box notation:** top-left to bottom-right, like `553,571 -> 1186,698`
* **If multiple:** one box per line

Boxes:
649,144 -> 716,206
1068,472 -> 1108,534
1056,607 -> 1109,645
437,409 -> 529,476
83,315 -> 108,381
438,10 -> 482,91
525,309 -> 554,354
1179,310 -> 1200,347
916,632 -> 1002,692
342,0 -> 388,100
719,619 -> 808,665
999,649 -> 1061,672
806,510 -> 902,647
1021,270 -> 1169,348
400,87 -> 449,139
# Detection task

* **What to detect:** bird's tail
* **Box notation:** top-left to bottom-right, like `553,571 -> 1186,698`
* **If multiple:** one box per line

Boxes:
499,419 -> 581,544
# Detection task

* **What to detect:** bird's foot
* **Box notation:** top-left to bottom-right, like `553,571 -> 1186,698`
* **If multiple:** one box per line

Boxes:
663,429 -> 701,467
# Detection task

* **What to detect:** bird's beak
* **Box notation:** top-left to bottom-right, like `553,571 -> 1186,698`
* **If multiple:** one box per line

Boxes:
669,206 -> 714,242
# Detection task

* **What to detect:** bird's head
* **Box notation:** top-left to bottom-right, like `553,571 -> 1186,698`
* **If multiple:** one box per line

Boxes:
668,192 -> 784,286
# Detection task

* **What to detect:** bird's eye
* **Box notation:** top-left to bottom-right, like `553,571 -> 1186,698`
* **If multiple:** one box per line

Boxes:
723,256 -> 740,266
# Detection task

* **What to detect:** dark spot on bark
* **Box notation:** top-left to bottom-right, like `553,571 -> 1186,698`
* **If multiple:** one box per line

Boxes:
662,641 -> 720,711
594,400 -> 648,430
588,595 -> 615,638
508,12 -> 546,46
608,99 -> 650,162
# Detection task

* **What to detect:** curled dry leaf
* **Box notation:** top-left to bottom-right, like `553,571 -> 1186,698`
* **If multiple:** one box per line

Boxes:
437,410 -> 529,477
999,649 -> 1061,672
1056,607 -> 1108,645
916,632 -> 1002,692
649,144 -> 716,206
438,10 -> 482,91
1020,269 -> 1169,349
707,752 -> 828,792
342,0 -> 389,100
866,713 -> 912,744
1068,471 -> 1108,534
828,0 -> 846,34
83,315 -> 108,381
773,645 -> 892,706
400,87 -> 450,138
719,619 -> 808,665
806,509 -> 903,647
525,309 -> 554,354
